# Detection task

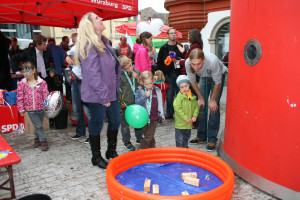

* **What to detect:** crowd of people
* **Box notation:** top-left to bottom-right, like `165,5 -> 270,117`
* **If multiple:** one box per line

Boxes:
0,11 -> 228,169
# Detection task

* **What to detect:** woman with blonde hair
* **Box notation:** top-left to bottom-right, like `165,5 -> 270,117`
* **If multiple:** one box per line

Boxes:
75,12 -> 121,169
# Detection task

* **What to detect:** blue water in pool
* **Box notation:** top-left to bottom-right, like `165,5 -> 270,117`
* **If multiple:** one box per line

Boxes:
116,162 -> 224,196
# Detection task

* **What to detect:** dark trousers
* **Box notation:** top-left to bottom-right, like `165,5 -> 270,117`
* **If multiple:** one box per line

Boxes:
165,71 -> 179,117
120,110 -> 143,144
175,128 -> 191,148
140,120 -> 158,149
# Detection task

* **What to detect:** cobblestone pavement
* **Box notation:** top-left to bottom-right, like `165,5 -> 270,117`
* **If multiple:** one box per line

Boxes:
0,86 -> 278,200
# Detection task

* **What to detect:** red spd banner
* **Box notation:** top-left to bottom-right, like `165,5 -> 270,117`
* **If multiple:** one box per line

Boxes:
0,105 -> 24,134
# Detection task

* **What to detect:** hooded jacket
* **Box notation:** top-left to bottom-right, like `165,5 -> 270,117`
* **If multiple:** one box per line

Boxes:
133,43 -> 151,73
17,77 -> 49,113
135,85 -> 165,121
173,92 -> 199,129
120,68 -> 141,105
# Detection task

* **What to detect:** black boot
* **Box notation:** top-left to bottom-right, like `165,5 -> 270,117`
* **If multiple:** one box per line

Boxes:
106,130 -> 119,159
89,135 -> 108,169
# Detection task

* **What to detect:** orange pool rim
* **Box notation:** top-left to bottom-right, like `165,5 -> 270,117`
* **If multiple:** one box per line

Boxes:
106,147 -> 234,200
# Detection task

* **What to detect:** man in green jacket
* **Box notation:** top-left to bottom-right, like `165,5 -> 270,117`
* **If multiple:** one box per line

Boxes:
173,75 -> 199,148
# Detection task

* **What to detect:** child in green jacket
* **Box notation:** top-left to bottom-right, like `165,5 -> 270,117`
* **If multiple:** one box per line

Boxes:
119,55 -> 143,151
173,75 -> 199,148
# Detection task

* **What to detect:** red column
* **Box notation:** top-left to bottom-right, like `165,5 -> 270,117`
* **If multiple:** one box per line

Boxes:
165,0 -> 230,43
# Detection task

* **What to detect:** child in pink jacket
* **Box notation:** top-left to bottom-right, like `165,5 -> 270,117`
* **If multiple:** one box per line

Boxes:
133,31 -> 152,73
17,62 -> 49,151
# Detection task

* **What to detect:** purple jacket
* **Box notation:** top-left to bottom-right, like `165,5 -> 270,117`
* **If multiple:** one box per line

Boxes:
80,38 -> 121,104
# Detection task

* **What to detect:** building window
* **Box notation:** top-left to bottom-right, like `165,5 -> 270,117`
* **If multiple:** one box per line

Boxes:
0,24 -> 16,38
215,22 -> 230,60
32,25 -> 40,30
0,24 -> 15,29
63,28 -> 73,32
16,24 -> 32,39
0,24 -> 42,39
0,29 -> 16,38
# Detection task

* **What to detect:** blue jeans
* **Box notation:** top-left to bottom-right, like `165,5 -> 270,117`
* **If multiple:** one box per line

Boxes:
175,129 -> 191,148
197,74 -> 225,143
87,100 -> 121,136
71,80 -> 91,137
165,71 -> 179,117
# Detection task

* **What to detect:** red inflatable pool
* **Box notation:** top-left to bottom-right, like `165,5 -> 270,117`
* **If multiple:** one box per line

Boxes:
106,147 -> 234,200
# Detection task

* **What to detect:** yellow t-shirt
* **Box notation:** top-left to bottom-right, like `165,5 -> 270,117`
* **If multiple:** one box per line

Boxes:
28,80 -> 36,90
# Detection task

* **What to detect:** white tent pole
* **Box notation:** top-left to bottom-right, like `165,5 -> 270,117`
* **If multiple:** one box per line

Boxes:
135,13 -> 139,37
53,27 -> 56,41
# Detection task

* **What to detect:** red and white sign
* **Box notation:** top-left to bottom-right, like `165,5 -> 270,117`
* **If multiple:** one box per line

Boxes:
0,105 -> 24,134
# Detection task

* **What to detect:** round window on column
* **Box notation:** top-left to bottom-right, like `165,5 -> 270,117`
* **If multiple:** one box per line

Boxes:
243,39 -> 262,66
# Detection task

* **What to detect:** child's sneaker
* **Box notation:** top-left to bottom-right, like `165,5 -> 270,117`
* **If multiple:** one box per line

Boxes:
84,138 -> 90,144
72,135 -> 84,140
124,142 -> 136,151
136,138 -> 143,144
206,143 -> 216,151
34,138 -> 41,148
41,141 -> 49,151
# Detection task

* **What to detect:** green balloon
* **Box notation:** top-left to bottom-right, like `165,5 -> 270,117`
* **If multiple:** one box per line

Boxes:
125,104 -> 149,129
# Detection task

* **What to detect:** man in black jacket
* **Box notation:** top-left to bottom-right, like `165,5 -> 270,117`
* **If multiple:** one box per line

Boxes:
0,31 -> 11,90
11,34 -> 54,79
157,28 -> 183,119
8,37 -> 23,58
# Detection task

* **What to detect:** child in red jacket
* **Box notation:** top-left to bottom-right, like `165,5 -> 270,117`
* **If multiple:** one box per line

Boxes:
153,70 -> 169,104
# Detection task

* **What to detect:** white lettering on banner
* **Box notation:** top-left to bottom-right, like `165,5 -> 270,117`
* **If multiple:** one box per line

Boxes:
91,0 -> 119,9
1,124 -> 18,133
122,5 -> 132,11
19,123 -> 24,132
1,123 -> 24,133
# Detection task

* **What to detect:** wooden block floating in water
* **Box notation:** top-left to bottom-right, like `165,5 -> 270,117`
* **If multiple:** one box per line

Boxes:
144,178 -> 151,192
153,184 -> 159,195
184,176 -> 200,186
181,172 -> 197,180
